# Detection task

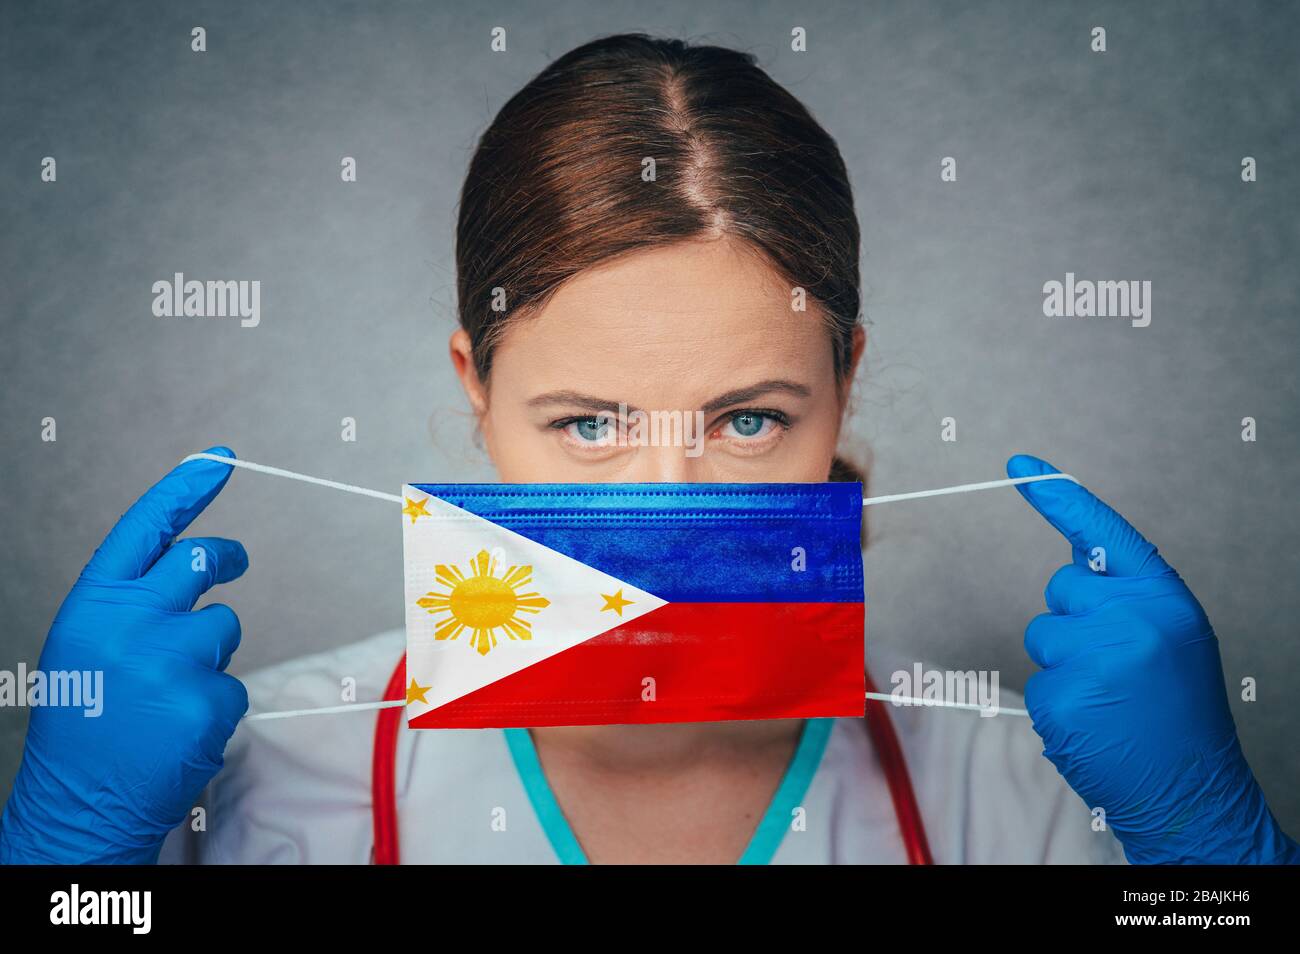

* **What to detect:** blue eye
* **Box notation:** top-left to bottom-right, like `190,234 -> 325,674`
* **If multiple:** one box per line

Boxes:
565,417 -> 610,442
730,412 -> 765,437
720,411 -> 782,440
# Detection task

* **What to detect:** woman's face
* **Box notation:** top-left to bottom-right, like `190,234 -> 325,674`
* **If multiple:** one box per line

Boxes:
450,237 -> 864,483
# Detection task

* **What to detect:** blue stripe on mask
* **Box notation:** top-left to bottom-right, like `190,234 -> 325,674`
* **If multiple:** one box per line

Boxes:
409,482 -> 864,604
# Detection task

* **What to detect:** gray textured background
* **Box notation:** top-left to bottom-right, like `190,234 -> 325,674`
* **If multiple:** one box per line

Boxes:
2,0 -> 1298,832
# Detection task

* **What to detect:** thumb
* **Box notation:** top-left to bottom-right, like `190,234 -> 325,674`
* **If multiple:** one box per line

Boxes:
1007,454 -> 1172,578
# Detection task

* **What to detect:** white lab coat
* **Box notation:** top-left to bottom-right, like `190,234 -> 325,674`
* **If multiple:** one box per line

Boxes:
160,628 -> 1126,864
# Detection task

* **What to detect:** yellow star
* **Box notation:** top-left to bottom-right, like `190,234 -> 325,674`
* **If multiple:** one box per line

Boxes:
402,496 -> 431,525
600,588 -> 634,616
406,678 -> 432,705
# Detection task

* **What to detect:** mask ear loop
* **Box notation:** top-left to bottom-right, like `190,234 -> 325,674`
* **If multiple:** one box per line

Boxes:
860,472 -> 1078,506
177,454 -> 1077,722
181,452 -> 1077,507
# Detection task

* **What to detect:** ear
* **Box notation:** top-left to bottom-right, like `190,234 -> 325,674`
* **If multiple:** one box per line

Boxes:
840,325 -> 867,411
449,329 -> 489,416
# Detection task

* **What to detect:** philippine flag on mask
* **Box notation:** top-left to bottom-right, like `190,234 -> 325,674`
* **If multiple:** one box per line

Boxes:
400,483 -> 865,728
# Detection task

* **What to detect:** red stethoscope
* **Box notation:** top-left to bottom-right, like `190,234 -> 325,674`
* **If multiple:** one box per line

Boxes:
370,655 -> 934,865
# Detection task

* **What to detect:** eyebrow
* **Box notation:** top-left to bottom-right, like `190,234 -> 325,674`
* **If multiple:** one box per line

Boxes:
526,379 -> 813,415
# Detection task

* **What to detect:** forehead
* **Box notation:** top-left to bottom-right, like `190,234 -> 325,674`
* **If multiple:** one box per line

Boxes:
489,238 -> 836,401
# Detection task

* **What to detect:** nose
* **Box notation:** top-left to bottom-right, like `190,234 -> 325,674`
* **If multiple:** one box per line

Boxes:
620,445 -> 699,483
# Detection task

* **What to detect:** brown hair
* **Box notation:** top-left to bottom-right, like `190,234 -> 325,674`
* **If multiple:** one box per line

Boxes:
455,33 -> 865,483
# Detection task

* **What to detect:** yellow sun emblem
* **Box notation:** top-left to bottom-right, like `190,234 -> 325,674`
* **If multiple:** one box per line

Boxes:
416,549 -> 551,656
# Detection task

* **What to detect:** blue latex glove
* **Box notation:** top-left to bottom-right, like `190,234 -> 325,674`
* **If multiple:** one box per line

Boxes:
0,448 -> 248,864
1009,454 -> 1298,865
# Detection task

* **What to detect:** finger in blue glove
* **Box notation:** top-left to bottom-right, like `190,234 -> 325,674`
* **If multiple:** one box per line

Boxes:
1007,453 -> 1298,865
0,446 -> 249,865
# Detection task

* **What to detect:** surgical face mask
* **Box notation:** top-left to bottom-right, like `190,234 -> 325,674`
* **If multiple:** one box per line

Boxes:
400,481 -> 865,728
179,453 -> 1071,723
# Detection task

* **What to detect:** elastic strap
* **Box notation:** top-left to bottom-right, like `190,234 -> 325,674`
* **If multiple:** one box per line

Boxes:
180,452 -> 1077,510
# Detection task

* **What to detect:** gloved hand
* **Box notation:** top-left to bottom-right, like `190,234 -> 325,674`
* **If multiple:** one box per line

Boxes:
1009,454 -> 1298,864
0,448 -> 249,864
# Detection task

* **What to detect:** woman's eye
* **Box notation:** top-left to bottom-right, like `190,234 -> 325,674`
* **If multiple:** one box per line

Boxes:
720,412 -> 779,440
564,417 -> 611,443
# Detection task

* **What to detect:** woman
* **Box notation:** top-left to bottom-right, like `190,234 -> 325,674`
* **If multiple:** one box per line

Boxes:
1,34 -> 1294,865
